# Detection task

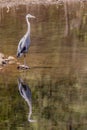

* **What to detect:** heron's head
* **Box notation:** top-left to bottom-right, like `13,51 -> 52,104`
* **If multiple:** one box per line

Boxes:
26,14 -> 35,19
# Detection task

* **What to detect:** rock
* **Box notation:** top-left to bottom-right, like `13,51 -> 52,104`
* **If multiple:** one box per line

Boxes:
0,58 -> 7,66
9,60 -> 16,64
4,56 -> 17,64
17,64 -> 30,70
0,53 -> 5,59
7,56 -> 16,61
0,54 -> 18,67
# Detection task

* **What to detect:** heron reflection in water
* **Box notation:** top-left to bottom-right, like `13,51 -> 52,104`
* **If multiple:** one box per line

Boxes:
17,14 -> 35,68
17,78 -> 36,122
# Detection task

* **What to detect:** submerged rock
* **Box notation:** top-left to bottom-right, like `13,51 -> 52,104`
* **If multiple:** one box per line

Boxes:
17,64 -> 30,70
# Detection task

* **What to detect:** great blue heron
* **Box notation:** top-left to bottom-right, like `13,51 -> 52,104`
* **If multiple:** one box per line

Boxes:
17,14 -> 35,67
17,78 -> 36,122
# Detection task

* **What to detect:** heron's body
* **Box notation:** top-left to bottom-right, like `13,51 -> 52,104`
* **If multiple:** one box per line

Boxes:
17,33 -> 30,57
17,78 -> 36,122
17,14 -> 35,66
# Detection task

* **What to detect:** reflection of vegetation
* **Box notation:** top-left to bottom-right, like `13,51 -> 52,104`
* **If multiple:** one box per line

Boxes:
0,75 -> 87,130
30,75 -> 87,129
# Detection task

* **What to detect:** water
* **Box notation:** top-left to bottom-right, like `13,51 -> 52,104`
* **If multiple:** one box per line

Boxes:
0,2 -> 87,130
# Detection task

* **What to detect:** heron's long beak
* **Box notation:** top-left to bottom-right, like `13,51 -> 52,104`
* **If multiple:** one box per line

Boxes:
31,16 -> 36,18
29,14 -> 36,18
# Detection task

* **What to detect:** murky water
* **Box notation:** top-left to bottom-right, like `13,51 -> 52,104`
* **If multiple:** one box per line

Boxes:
0,2 -> 87,130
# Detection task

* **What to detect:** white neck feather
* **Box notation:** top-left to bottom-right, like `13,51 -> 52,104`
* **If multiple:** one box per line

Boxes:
26,17 -> 30,35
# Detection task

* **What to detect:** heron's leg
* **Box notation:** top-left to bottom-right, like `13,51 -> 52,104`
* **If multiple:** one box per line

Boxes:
23,54 -> 30,69
24,54 -> 26,66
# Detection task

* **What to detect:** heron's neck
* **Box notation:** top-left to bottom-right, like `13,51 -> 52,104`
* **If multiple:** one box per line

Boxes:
26,17 -> 30,35
28,102 -> 32,120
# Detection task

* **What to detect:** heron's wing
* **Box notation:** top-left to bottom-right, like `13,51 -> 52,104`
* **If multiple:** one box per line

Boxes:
17,36 -> 26,54
17,34 -> 30,56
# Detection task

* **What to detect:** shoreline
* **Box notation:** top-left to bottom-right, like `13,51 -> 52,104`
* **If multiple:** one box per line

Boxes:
0,0 -> 86,8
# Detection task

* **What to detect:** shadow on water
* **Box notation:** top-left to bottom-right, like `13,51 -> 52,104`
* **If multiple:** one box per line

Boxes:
0,1 -> 87,130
